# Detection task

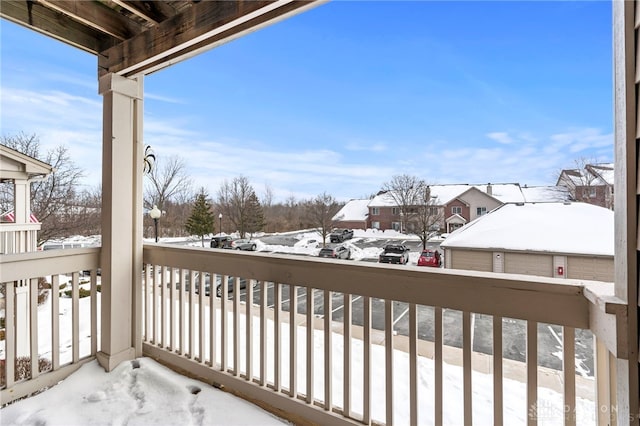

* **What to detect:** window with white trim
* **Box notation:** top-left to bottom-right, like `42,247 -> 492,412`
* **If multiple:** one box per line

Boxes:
477,207 -> 487,216
372,207 -> 380,215
452,206 -> 462,215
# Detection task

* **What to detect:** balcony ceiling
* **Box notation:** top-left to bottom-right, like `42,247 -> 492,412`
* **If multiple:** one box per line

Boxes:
1,0 -> 321,76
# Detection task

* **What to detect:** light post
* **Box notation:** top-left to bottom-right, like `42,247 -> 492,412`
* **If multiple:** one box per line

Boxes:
149,205 -> 161,243
218,213 -> 223,236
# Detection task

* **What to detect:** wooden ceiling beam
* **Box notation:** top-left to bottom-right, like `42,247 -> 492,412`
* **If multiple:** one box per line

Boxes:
37,0 -> 144,41
99,0 -> 323,77
0,0 -> 116,54
109,0 -> 179,25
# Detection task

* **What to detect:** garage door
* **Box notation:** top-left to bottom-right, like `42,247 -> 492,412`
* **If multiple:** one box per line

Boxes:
450,249 -> 492,272
504,252 -> 553,277
567,257 -> 614,282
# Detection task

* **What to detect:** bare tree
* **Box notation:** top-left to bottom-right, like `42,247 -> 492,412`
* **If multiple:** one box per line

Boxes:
304,192 -> 341,247
414,186 -> 443,250
217,176 -> 255,238
380,174 -> 426,233
144,155 -> 193,211
1,133 -> 85,244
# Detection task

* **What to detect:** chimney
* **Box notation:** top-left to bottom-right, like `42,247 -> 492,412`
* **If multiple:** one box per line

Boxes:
486,183 -> 492,196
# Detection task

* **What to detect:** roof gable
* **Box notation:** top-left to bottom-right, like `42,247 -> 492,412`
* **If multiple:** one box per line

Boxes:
0,145 -> 54,180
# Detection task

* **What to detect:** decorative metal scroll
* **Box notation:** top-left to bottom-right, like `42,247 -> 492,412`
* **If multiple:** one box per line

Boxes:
143,145 -> 155,175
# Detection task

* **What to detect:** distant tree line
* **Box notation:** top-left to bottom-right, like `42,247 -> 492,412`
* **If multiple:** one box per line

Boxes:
0,133 -> 346,244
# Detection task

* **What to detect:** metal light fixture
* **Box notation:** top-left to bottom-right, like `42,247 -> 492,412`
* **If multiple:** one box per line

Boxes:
218,213 -> 223,236
149,205 -> 161,243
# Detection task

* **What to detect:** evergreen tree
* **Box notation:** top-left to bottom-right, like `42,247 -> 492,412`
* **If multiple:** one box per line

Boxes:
244,191 -> 265,238
185,188 -> 215,246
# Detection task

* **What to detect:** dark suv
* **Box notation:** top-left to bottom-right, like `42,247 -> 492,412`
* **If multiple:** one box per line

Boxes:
210,236 -> 232,248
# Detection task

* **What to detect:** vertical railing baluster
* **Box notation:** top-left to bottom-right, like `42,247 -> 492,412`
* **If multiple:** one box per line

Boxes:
324,289 -> 332,411
233,277 -> 240,375
493,316 -> 503,426
306,287 -> 315,405
5,282 -> 15,388
29,278 -> 39,378
199,271 -> 206,363
90,270 -> 97,356
221,275 -> 228,371
274,282 -> 282,391
290,285 -> 298,398
463,311 -> 472,426
169,267 -> 175,352
527,321 -> 538,426
344,293 -> 352,417
178,269 -> 185,355
260,281 -> 267,386
608,349 -> 618,425
563,326 -> 576,426
595,337 -> 611,425
363,296 -> 371,424
245,279 -> 253,380
152,264 -> 157,345
409,303 -> 417,426
188,270 -> 196,360
51,275 -> 60,370
71,273 -> 79,363
209,273 -> 217,367
160,266 -> 166,348
435,307 -> 443,426
385,299 -> 393,426
144,264 -> 150,343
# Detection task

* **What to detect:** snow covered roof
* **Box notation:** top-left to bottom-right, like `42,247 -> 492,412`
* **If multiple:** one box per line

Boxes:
333,199 -> 370,222
441,202 -> 614,256
368,184 -> 572,208
587,163 -> 614,186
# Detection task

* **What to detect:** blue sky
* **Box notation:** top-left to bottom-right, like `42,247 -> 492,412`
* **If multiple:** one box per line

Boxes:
1,1 -> 613,202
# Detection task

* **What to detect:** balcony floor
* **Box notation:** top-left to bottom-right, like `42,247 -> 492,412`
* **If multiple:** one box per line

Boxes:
1,357 -> 288,425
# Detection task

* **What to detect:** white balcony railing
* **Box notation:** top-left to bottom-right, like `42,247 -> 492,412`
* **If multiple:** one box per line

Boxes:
0,248 -> 101,405
0,244 -> 625,424
142,244 -> 625,426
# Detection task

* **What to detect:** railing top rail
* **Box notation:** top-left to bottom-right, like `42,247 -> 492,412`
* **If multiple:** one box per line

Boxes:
143,244 -> 596,328
0,247 -> 101,282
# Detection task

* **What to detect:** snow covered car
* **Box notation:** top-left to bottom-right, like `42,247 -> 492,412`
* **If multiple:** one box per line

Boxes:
378,244 -> 410,264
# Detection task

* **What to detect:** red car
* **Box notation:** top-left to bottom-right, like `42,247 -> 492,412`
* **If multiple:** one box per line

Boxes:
417,249 -> 441,267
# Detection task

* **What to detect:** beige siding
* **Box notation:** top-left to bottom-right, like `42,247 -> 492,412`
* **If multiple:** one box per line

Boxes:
449,249 -> 492,272
567,256 -> 614,282
504,252 -> 553,277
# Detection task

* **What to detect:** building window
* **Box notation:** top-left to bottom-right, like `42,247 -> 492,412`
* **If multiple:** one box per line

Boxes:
589,187 -> 597,198
372,221 -> 380,229
391,222 -> 401,231
392,207 -> 400,215
452,206 -> 462,215
429,207 -> 439,215
477,207 -> 487,216
372,207 -> 380,215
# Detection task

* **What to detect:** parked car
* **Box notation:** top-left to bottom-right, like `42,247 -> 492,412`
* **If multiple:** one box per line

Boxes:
329,228 -> 354,243
223,238 -> 257,251
378,244 -> 410,264
417,249 -> 441,267
210,236 -> 232,248
318,245 -> 351,260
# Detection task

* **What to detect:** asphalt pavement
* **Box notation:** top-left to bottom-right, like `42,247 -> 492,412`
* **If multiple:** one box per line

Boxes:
205,233 -> 594,376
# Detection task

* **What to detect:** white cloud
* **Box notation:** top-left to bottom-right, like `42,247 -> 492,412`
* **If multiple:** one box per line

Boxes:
486,132 -> 513,144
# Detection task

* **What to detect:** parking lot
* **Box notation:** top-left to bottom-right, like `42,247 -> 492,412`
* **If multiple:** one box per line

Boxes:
201,232 -> 594,376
